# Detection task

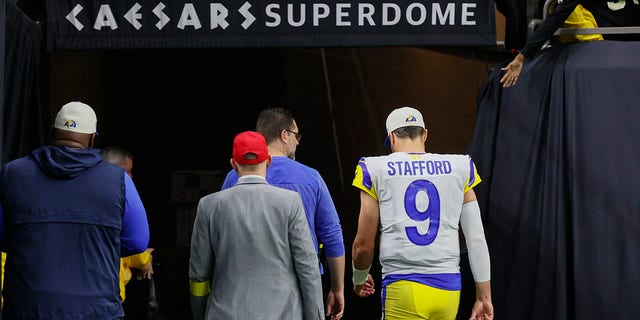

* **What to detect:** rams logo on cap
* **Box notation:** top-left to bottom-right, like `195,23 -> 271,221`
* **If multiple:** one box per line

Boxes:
64,120 -> 77,129
405,116 -> 417,123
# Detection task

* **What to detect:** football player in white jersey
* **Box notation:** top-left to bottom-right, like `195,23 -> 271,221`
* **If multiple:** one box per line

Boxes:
351,106 -> 494,320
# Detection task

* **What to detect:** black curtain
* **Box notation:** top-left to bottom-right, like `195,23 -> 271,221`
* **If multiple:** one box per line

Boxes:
495,0 -> 528,51
2,1 -> 44,165
469,40 -> 640,319
0,0 -> 6,167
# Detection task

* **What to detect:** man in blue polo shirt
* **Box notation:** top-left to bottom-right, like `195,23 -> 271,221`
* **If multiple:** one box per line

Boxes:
222,107 -> 346,320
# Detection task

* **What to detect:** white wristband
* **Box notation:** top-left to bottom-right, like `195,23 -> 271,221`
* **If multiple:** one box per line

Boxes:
352,261 -> 371,285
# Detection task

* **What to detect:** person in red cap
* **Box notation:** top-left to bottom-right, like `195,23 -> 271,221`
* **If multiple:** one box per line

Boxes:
221,107 -> 346,320
189,131 -> 325,320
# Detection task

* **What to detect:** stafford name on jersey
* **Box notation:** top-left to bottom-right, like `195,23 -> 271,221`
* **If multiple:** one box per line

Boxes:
386,160 -> 452,176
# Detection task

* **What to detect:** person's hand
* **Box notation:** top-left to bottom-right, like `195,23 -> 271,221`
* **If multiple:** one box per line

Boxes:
469,298 -> 494,320
353,274 -> 375,298
140,248 -> 154,279
500,53 -> 525,88
325,289 -> 344,320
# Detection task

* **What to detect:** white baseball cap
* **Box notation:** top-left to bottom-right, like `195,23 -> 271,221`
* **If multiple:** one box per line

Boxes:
384,106 -> 425,148
53,101 -> 97,134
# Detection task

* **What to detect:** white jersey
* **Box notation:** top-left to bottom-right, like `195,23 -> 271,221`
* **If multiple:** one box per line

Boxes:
352,152 -> 481,280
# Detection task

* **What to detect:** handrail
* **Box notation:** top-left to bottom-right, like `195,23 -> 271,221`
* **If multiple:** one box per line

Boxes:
543,0 -> 554,20
554,26 -> 640,35
540,0 -> 640,36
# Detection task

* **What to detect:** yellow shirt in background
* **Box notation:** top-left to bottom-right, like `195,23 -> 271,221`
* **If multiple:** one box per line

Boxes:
1,252 -> 5,306
119,250 -> 151,301
556,4 -> 604,43
3,251 -> 149,303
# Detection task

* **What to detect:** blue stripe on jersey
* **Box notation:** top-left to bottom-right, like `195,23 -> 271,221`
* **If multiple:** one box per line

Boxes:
358,157 -> 373,189
382,273 -> 461,291
468,159 -> 476,187
381,286 -> 387,316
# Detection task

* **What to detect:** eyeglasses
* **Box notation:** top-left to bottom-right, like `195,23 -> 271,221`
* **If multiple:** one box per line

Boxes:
285,129 -> 302,142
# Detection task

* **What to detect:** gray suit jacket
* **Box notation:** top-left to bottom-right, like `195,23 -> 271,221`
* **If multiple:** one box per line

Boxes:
189,176 -> 325,320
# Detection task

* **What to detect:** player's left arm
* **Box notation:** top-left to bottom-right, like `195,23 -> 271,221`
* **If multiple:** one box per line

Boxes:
461,189 -> 493,320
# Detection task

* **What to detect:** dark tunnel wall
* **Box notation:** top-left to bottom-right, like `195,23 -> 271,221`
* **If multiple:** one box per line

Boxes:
47,47 -> 493,319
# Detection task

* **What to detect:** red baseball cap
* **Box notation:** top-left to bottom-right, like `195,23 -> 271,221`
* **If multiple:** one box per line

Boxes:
232,131 -> 269,165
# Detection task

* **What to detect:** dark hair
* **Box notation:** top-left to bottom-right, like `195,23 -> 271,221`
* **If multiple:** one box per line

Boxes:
101,146 -> 133,165
392,126 -> 424,140
255,107 -> 296,144
243,153 -> 258,161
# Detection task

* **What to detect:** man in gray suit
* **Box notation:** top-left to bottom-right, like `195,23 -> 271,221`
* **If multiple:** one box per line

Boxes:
189,131 -> 325,320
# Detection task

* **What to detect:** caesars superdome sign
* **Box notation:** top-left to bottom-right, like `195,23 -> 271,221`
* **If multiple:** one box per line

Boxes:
46,0 -> 496,49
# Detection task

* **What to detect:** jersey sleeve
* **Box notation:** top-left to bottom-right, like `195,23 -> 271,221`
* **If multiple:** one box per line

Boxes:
463,157 -> 482,193
351,157 -> 378,201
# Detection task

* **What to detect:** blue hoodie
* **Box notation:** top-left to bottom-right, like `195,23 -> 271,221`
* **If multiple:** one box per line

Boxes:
0,146 -> 149,320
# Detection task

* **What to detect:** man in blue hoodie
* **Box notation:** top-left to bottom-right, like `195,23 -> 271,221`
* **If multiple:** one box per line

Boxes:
0,101 -> 150,320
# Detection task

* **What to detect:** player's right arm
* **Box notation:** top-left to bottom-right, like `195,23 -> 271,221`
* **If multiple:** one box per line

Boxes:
351,190 -> 379,297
